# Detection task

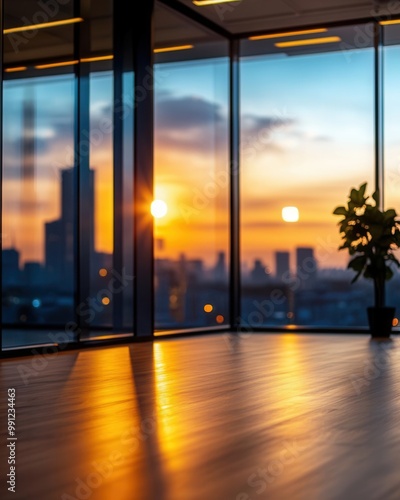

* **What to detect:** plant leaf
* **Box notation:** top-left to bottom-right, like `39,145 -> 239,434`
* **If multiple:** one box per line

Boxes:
348,255 -> 367,269
350,188 -> 359,204
333,206 -> 347,216
359,183 -> 367,197
384,208 -> 397,221
385,266 -> 394,281
372,189 -> 380,206
369,224 -> 383,240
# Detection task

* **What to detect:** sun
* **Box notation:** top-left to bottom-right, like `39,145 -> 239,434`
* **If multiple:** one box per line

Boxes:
151,199 -> 168,218
282,206 -> 299,222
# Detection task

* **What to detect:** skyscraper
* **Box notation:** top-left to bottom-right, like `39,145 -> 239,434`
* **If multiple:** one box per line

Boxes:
45,167 -> 95,291
296,246 -> 318,286
275,251 -> 290,280
213,251 -> 227,282
250,259 -> 269,284
2,248 -> 20,286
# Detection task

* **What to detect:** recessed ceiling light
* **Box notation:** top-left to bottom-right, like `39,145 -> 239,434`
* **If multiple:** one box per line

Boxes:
154,44 -> 193,53
249,28 -> 328,41
35,60 -> 79,69
28,55 -> 113,71
275,36 -> 341,48
80,55 -> 114,63
4,17 -> 83,34
193,0 -> 241,6
5,66 -> 27,73
380,19 -> 400,25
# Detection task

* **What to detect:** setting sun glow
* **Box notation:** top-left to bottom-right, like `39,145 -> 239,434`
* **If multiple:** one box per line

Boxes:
151,199 -> 168,218
282,206 -> 299,222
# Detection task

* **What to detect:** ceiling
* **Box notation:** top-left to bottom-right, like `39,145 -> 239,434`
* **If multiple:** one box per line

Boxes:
171,0 -> 400,36
3,0 -> 400,74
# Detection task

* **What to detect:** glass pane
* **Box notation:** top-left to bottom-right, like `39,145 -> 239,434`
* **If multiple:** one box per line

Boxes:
240,25 -> 375,328
89,71 -> 114,329
154,3 -> 230,332
2,75 -> 76,347
2,1 -> 76,350
121,70 -> 135,330
383,24 -> 400,326
1,0 -> 122,349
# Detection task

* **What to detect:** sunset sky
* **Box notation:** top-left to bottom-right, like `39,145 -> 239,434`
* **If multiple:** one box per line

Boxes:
2,44 -> 399,272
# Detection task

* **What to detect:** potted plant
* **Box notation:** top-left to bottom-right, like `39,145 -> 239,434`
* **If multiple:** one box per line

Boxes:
333,182 -> 400,338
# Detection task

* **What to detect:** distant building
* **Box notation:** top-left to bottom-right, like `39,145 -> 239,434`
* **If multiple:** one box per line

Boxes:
275,251 -> 290,280
296,247 -> 318,286
23,262 -> 44,287
2,248 -> 20,286
250,259 -> 269,284
45,167 -> 94,291
213,251 -> 227,282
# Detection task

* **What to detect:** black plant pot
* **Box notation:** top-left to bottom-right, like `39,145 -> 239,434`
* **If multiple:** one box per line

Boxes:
367,306 -> 396,338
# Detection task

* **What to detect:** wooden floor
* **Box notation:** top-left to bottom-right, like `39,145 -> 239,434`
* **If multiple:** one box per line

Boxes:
1,332 -> 400,500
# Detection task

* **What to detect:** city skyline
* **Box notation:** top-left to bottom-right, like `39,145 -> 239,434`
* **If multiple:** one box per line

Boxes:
2,47 -> 400,273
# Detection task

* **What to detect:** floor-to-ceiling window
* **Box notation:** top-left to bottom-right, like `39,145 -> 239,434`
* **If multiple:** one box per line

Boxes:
2,0 -> 117,348
383,22 -> 400,325
2,1 -> 77,347
2,75 -> 76,334
153,3 -> 230,332
2,3 -> 400,354
240,25 -> 375,328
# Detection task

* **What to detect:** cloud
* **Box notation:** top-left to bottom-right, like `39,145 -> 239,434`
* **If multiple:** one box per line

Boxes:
156,95 -> 225,130
4,198 -> 53,213
242,220 -> 333,229
241,114 -> 294,138
241,197 -> 280,212
154,94 -> 228,154
312,135 -> 331,142
3,100 -> 113,180
154,94 -> 299,158
240,113 -> 296,157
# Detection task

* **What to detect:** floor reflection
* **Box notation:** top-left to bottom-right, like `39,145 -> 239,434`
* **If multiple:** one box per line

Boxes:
1,333 -> 400,500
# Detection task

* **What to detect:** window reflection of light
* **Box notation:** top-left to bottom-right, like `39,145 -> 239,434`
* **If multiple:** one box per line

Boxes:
70,347 -> 142,494
153,343 -> 185,469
